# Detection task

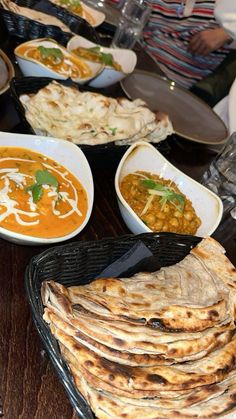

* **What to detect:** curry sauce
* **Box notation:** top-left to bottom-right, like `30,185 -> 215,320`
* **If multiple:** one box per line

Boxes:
120,171 -> 201,235
0,147 -> 88,238
17,44 -> 92,79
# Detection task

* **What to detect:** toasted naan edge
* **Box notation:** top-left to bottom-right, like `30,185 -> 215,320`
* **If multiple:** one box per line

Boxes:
0,0 -> 71,32
61,345 -> 236,418
49,324 -> 236,393
43,307 -> 234,364
20,81 -> 173,146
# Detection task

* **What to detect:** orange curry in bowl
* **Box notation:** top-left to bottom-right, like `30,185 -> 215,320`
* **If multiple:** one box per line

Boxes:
120,171 -> 201,235
0,147 -> 87,238
16,45 -> 92,79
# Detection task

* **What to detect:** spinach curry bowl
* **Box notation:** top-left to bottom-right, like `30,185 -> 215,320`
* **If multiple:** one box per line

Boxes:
115,141 -> 223,237
0,131 -> 93,245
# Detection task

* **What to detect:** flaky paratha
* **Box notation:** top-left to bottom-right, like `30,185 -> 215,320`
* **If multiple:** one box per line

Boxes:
43,302 -> 234,364
50,324 -> 236,394
20,81 -> 173,146
61,345 -> 236,419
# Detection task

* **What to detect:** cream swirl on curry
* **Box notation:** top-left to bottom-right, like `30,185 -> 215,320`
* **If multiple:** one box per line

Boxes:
0,147 -> 87,238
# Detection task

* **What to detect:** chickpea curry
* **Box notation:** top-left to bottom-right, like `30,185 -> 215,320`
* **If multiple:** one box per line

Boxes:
120,171 -> 201,235
0,147 -> 88,238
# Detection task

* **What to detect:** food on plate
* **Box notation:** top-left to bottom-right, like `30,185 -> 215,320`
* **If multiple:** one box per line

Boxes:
42,237 -> 236,418
16,44 -> 92,79
20,81 -> 173,146
0,147 -> 87,238
49,0 -> 103,26
120,171 -> 201,234
0,0 -> 70,32
71,45 -> 123,71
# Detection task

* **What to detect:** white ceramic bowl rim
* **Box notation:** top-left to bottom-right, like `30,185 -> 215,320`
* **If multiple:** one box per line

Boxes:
14,38 -> 103,82
115,140 -> 223,237
0,131 -> 94,244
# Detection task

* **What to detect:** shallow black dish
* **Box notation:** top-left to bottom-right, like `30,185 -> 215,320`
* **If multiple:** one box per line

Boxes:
25,232 -> 201,418
0,0 -> 100,45
10,76 -> 171,168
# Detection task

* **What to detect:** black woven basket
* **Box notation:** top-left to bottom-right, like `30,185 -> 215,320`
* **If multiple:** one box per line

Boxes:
25,232 -> 201,418
10,76 -> 171,167
0,0 -> 100,45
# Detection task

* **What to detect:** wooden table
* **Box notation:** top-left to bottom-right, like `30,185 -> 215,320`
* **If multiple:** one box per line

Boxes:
0,21 -> 236,419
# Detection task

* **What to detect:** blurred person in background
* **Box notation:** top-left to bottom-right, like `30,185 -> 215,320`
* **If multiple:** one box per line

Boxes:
110,0 -> 234,89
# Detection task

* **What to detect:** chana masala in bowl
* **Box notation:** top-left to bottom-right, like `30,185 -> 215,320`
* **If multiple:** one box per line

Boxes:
115,141 -> 223,237
120,171 -> 201,235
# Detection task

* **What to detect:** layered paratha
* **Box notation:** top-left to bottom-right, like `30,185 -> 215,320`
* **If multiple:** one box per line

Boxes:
20,81 -> 173,146
41,237 -> 236,418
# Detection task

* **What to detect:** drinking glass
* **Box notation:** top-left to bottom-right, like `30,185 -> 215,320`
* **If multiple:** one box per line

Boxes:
112,0 -> 152,49
201,133 -> 236,214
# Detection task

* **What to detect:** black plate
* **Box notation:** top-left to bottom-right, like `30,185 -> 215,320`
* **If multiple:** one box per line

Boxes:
10,76 -> 171,168
0,0 -> 100,45
25,232 -> 201,418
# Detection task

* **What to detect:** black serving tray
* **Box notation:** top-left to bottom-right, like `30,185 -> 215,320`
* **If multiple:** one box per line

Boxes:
25,232 -> 201,418
10,76 -> 171,168
0,0 -> 100,45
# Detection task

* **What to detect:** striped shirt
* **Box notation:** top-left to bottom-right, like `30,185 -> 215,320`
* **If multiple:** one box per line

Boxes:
110,0 -> 231,88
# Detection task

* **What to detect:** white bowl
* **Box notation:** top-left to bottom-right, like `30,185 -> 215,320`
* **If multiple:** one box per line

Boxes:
15,38 -> 103,84
67,35 -> 137,88
79,2 -> 105,27
115,141 -> 223,237
0,131 -> 94,245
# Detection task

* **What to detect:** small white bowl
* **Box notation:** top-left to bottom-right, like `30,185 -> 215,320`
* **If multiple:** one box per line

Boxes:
115,141 -> 223,237
0,131 -> 94,245
78,2 -> 105,27
67,35 -> 137,88
15,38 -> 103,84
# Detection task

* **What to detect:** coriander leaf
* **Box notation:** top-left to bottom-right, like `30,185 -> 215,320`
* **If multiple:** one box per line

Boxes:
31,184 -> 43,203
101,52 -> 114,67
88,46 -> 101,53
109,127 -> 117,136
37,46 -> 63,63
35,170 -> 58,188
141,179 -> 168,191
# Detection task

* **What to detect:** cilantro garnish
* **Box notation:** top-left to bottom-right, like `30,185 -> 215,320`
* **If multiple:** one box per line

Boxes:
109,127 -> 117,136
26,170 -> 59,203
37,46 -> 63,64
141,179 -> 185,212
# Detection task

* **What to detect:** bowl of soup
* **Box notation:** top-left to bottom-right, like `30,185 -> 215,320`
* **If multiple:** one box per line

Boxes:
67,35 -> 137,88
15,38 -> 103,84
0,131 -> 94,245
115,141 -> 223,237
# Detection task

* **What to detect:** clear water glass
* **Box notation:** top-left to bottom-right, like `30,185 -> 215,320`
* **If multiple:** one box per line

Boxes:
112,0 -> 151,49
202,133 -> 236,214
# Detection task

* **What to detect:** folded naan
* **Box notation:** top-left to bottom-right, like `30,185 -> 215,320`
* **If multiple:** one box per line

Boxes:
0,0 -> 70,31
20,81 -> 173,146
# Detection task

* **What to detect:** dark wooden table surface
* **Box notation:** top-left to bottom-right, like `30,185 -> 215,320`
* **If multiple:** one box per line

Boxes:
0,17 -> 236,419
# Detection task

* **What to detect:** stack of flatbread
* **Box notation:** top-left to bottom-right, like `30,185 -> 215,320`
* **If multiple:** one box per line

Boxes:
0,0 -> 71,31
20,81 -> 173,146
42,237 -> 236,418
